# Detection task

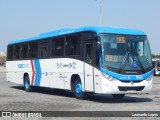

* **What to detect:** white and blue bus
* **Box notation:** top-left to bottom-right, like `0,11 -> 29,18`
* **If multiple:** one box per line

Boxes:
6,26 -> 153,99
152,59 -> 160,76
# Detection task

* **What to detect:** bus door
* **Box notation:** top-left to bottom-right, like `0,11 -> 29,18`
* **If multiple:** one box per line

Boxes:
84,42 -> 95,92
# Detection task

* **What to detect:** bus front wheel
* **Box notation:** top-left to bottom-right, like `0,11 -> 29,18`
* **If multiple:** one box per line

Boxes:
74,79 -> 86,99
112,94 -> 125,100
24,75 -> 32,92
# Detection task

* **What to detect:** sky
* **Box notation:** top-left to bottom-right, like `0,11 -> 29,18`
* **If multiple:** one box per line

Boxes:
0,0 -> 160,54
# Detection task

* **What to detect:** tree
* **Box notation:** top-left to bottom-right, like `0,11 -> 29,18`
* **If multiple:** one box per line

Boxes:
152,54 -> 160,58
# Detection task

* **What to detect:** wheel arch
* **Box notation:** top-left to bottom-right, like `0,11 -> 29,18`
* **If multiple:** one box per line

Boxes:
23,73 -> 29,84
70,74 -> 81,92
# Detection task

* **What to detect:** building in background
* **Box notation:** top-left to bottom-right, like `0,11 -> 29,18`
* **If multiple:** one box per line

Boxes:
0,52 -> 6,57
0,52 -> 6,66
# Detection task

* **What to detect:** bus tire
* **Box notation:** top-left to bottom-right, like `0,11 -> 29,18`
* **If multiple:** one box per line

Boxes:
24,75 -> 32,92
112,94 -> 125,100
74,79 -> 86,99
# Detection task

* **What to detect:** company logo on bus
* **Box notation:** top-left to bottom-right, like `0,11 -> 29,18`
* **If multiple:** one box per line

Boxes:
18,64 -> 29,68
57,62 -> 76,69
131,81 -> 134,85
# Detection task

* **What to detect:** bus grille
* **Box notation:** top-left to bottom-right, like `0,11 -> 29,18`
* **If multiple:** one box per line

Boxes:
118,86 -> 145,91
120,80 -> 143,83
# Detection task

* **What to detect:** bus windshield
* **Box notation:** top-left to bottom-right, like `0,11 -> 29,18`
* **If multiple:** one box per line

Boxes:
100,34 -> 152,74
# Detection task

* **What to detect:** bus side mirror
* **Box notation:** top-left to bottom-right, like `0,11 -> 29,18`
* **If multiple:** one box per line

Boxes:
97,41 -> 101,51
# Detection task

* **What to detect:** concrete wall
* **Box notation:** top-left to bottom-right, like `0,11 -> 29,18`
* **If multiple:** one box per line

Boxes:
0,66 -> 6,73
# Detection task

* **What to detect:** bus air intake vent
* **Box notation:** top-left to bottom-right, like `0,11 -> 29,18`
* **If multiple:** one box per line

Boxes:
120,80 -> 143,83
118,86 -> 145,91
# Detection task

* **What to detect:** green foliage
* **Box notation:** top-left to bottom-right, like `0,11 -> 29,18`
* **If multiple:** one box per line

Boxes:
152,54 -> 160,58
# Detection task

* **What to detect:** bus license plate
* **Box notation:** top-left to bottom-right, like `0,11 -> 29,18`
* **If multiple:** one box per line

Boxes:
127,90 -> 137,93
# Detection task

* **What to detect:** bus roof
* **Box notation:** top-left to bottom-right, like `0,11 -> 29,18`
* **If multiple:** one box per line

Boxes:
8,26 -> 146,45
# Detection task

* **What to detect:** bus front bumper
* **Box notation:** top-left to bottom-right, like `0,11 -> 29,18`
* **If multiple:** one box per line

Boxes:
101,75 -> 153,94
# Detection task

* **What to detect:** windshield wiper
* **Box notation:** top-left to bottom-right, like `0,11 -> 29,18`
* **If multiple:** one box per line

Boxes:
119,51 -> 129,73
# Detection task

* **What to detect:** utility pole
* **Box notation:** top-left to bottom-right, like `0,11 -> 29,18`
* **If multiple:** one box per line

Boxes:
98,0 -> 103,26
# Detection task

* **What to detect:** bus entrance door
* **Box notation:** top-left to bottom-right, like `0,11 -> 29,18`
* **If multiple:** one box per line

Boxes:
84,43 -> 94,92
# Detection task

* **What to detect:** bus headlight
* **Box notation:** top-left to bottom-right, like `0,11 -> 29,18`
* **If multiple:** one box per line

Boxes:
146,76 -> 152,81
102,73 -> 115,81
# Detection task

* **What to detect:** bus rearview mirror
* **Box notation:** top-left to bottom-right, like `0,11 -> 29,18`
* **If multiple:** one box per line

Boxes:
97,41 -> 101,51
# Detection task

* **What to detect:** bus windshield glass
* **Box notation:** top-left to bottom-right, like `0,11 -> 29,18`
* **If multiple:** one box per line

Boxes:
100,34 -> 152,73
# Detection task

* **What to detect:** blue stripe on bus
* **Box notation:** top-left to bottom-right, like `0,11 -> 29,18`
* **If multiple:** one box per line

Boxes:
101,68 -> 153,81
34,60 -> 42,86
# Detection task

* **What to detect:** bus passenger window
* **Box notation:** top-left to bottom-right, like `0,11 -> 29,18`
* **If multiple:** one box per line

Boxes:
28,42 -> 38,58
7,45 -> 14,60
21,43 -> 28,59
65,35 -> 81,56
14,45 -> 20,60
40,46 -> 48,58
54,38 -> 64,56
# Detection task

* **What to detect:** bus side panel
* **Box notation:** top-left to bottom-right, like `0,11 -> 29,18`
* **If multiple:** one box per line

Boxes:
6,60 -> 32,85
63,59 -> 84,90
6,58 -> 85,91
94,68 -> 102,93
37,58 -> 84,90
37,59 -> 50,88
84,63 -> 94,92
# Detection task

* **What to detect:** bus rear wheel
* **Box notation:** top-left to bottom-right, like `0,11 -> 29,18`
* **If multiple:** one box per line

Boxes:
24,75 -> 32,92
112,94 -> 125,100
74,79 -> 86,99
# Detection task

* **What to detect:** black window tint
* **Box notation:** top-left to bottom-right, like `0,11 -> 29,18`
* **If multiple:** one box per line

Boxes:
41,46 -> 47,58
29,42 -> 38,58
21,43 -> 28,59
7,45 -> 14,60
96,49 -> 99,68
85,44 -> 93,64
65,35 -> 81,56
14,44 -> 20,60
53,38 -> 64,56
40,42 -> 49,58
